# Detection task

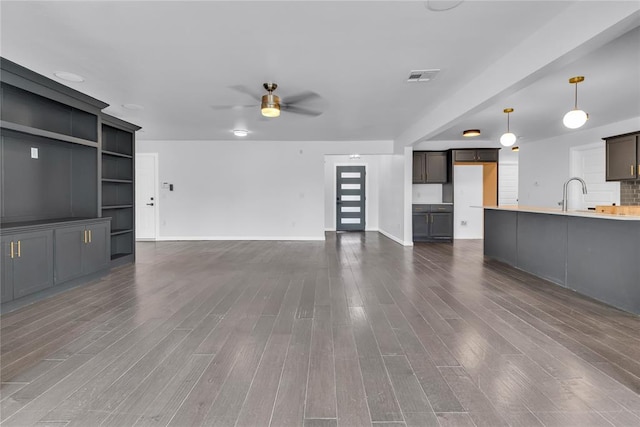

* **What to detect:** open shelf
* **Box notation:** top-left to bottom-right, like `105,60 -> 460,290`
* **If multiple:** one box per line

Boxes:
102,150 -> 133,159
111,228 -> 133,236
102,204 -> 133,210
102,178 -> 133,184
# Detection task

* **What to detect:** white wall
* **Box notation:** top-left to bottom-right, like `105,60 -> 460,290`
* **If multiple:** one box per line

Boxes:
378,154 -> 408,245
518,117 -> 639,208
453,165 -> 484,239
324,155 -> 380,231
136,139 -> 392,240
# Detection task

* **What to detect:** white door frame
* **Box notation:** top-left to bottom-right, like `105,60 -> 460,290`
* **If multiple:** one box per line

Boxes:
135,153 -> 160,241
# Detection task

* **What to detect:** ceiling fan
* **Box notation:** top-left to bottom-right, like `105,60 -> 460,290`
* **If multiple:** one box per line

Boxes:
212,83 -> 322,118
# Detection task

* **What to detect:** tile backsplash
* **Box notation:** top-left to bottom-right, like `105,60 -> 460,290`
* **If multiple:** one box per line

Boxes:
620,180 -> 640,205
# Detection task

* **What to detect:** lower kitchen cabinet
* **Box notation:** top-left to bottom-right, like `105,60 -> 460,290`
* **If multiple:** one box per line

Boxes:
1,218 -> 110,304
54,220 -> 110,284
1,229 -> 54,303
412,204 -> 453,242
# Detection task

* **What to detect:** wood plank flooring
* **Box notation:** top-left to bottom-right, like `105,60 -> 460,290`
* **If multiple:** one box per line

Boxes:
2,233 -> 640,426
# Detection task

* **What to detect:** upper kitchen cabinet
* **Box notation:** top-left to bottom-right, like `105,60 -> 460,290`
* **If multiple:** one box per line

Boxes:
453,149 -> 499,162
605,132 -> 639,181
412,151 -> 448,184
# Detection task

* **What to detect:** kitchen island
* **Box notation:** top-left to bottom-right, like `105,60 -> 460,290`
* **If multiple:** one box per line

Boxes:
483,206 -> 640,314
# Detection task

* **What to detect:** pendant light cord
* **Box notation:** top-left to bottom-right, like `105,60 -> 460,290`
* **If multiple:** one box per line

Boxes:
574,82 -> 578,109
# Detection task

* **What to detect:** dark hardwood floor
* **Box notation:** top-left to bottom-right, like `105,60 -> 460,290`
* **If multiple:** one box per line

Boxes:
1,232 -> 639,426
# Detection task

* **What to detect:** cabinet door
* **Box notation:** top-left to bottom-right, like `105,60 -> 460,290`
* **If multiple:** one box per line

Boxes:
83,222 -> 110,275
476,149 -> 499,162
54,225 -> 85,284
412,152 -> 425,183
606,135 -> 637,181
1,236 -> 15,303
412,213 -> 430,240
12,230 -> 54,299
453,150 -> 477,162
425,152 -> 448,183
429,213 -> 453,239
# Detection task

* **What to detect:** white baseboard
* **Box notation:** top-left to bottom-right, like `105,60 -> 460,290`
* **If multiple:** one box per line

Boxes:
378,229 -> 413,246
155,235 -> 326,242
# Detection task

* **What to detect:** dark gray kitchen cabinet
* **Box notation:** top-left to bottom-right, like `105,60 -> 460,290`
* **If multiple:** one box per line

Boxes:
429,212 -> 454,239
1,229 -> 54,302
413,151 -> 448,183
453,149 -> 499,162
605,133 -> 638,181
412,204 -> 453,242
413,152 -> 426,183
54,220 -> 110,285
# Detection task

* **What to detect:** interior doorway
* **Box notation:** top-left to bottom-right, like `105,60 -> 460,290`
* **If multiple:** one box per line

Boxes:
336,165 -> 366,231
135,153 -> 158,240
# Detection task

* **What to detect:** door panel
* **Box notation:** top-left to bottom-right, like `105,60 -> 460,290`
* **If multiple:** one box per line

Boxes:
135,153 -> 157,239
83,222 -> 110,274
606,135 -> 637,181
336,166 -> 366,231
1,236 -> 15,302
54,225 -> 85,284
429,213 -> 453,239
12,230 -> 53,299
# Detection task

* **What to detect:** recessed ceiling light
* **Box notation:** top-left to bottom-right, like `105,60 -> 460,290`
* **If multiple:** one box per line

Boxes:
463,129 -> 481,137
233,129 -> 249,137
349,154 -> 361,159
53,71 -> 85,82
425,1 -> 465,12
122,103 -> 144,111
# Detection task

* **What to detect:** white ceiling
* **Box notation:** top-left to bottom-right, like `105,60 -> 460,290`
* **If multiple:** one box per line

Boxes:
1,1 -> 638,145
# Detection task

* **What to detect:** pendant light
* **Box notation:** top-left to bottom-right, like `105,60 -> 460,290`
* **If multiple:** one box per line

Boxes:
563,76 -> 588,129
500,108 -> 516,147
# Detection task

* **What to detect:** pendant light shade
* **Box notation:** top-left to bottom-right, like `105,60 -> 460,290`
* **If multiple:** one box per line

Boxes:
500,132 -> 517,147
563,109 -> 588,129
563,76 -> 588,129
500,108 -> 516,147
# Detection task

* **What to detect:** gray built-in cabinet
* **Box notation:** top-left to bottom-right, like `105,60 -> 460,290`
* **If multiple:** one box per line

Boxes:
0,57 -> 140,306
412,204 -> 453,242
453,149 -> 499,162
605,132 -> 639,181
412,151 -> 448,183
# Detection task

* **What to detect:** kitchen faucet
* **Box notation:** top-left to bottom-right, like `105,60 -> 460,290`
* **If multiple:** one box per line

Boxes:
562,177 -> 588,211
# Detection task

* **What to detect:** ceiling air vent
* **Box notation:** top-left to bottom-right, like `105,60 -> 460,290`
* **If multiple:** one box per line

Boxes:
407,69 -> 440,82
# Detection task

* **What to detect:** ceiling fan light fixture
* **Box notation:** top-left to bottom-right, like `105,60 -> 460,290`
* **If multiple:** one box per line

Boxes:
261,93 -> 280,118
463,129 -> 481,137
500,108 -> 516,147
563,76 -> 588,129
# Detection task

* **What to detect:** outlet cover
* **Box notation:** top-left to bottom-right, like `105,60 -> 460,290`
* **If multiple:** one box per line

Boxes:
31,147 -> 39,159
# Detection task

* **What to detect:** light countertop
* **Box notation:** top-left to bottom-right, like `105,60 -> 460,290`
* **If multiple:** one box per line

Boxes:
482,205 -> 640,221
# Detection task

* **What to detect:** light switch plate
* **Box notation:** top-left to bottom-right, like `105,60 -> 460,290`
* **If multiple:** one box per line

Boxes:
31,147 -> 39,159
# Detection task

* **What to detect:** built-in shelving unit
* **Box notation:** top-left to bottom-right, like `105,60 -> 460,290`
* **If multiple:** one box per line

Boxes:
1,57 -> 140,307
100,116 -> 140,266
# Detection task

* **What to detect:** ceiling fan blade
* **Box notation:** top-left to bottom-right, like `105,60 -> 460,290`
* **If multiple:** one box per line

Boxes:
282,91 -> 320,105
210,104 -> 256,110
228,85 -> 262,101
281,104 -> 322,117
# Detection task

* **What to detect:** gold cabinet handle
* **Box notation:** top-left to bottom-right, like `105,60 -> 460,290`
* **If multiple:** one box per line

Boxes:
633,165 -> 636,176
83,230 -> 87,244
17,240 -> 21,257
10,241 -> 14,259
88,230 -> 92,243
